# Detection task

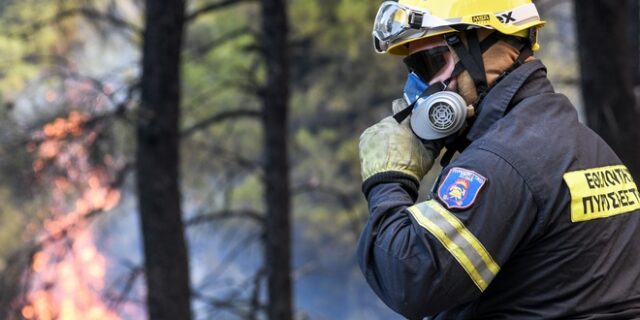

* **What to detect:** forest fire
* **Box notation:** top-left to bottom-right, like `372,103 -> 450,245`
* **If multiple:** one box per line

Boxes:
20,111 -> 123,320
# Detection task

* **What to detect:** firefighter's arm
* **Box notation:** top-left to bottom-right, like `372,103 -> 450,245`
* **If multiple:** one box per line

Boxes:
357,150 -> 538,319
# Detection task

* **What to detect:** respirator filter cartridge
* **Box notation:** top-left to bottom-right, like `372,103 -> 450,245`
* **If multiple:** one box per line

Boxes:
410,91 -> 467,140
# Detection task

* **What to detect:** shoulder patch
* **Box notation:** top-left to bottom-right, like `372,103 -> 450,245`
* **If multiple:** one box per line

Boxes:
438,167 -> 487,209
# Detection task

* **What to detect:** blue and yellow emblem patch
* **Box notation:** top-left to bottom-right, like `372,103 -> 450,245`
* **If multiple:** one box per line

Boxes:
438,167 -> 487,209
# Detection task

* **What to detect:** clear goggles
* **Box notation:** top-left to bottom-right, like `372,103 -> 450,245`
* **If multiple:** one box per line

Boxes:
372,1 -> 445,53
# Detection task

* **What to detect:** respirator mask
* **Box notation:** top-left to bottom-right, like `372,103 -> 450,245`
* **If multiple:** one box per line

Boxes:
395,45 -> 468,141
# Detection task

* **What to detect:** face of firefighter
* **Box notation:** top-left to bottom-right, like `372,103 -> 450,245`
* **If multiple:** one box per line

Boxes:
407,37 -> 457,87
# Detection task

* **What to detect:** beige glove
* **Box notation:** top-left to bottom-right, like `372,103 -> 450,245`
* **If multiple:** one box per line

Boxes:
359,99 -> 438,183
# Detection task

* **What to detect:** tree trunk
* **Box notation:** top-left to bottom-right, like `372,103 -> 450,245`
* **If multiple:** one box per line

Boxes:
260,0 -> 292,319
575,0 -> 640,180
137,0 -> 192,319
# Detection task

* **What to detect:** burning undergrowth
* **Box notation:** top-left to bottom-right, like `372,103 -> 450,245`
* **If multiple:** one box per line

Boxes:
14,79 -> 135,320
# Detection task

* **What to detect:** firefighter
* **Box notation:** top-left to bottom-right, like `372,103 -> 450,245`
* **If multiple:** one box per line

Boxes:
357,0 -> 640,319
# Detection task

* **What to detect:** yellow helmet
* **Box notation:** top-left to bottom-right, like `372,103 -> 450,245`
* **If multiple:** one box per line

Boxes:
372,0 -> 546,56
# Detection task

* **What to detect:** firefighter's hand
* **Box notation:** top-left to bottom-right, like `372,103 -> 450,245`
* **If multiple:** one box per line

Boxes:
359,99 -> 438,184
391,98 -> 445,163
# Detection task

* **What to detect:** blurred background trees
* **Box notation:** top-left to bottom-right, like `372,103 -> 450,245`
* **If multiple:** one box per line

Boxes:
0,0 -> 635,319
575,0 -> 640,180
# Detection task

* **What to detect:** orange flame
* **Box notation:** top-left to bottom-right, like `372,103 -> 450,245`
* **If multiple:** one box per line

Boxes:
22,111 -> 123,320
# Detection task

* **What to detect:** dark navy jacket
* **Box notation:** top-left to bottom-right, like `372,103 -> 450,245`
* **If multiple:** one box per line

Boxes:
358,60 -> 640,319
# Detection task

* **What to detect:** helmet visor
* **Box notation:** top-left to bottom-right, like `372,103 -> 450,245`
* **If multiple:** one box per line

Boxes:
373,2 -> 411,41
373,1 -> 419,53
403,46 -> 450,83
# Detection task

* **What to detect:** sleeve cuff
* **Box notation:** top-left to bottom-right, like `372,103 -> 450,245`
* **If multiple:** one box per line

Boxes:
362,171 -> 420,201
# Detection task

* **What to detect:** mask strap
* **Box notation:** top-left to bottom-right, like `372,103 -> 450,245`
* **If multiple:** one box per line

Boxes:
392,102 -> 415,124
467,30 -> 487,84
393,81 -> 447,123
445,32 -> 488,96
449,31 -> 502,79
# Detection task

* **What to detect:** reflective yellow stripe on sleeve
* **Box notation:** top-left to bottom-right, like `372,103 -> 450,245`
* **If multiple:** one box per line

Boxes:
407,200 -> 500,291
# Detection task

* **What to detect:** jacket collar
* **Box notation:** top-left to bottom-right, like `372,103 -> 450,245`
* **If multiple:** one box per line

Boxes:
466,59 -> 550,141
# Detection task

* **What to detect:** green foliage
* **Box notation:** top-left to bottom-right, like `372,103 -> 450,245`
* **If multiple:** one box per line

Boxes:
181,3 -> 263,207
285,0 -> 404,250
0,188 -> 29,272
